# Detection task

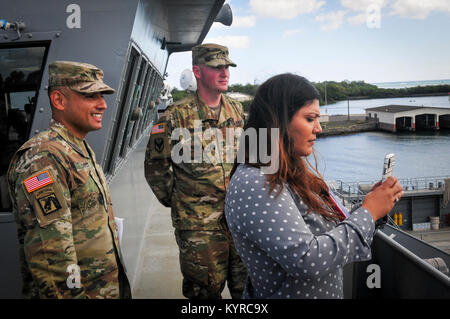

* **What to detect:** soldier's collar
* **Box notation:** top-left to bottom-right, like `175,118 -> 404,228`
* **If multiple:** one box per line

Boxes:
217,94 -> 235,124
195,92 -> 233,123
50,119 -> 90,158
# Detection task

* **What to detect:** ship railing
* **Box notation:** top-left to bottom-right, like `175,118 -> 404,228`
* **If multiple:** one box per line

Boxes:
327,180 -> 367,211
327,180 -> 401,230
329,175 -> 450,198
345,224 -> 450,298
397,175 -> 450,192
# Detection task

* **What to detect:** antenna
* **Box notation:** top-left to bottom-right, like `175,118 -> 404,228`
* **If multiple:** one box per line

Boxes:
180,69 -> 197,92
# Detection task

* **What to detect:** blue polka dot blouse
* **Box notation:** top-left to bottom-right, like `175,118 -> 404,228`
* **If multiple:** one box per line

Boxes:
224,164 -> 376,299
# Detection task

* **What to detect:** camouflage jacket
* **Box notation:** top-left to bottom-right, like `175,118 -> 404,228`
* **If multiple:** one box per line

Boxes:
7,120 -> 131,299
145,92 -> 245,230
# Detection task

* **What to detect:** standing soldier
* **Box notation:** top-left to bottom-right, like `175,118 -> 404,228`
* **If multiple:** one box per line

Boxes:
7,61 -> 131,299
145,43 -> 247,299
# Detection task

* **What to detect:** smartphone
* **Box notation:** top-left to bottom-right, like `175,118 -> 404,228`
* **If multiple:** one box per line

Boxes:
381,153 -> 395,183
379,153 -> 395,226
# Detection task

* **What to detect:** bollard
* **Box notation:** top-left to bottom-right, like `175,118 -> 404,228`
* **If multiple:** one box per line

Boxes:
430,216 -> 439,230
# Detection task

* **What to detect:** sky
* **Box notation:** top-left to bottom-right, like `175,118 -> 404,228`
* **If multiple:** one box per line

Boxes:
165,0 -> 450,89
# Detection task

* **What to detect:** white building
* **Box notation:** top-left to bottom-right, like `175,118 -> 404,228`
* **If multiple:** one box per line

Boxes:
365,105 -> 450,132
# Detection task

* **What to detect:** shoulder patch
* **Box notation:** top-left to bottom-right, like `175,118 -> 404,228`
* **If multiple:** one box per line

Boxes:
24,170 -> 54,193
151,123 -> 166,134
37,190 -> 62,215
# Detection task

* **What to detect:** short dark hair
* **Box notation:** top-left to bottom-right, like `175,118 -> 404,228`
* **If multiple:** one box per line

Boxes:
47,86 -> 69,108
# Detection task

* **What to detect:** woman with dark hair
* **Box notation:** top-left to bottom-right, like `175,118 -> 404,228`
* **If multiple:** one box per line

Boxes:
224,73 -> 403,299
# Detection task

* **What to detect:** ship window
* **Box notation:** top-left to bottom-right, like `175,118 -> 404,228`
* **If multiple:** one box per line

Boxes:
136,64 -> 152,137
129,60 -> 150,147
144,72 -> 163,128
104,42 -> 164,175
0,43 -> 48,212
105,46 -> 139,174
119,56 -> 147,156
140,67 -> 157,135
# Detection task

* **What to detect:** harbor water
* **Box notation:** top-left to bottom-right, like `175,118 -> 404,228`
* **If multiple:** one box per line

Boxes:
313,94 -> 450,183
313,130 -> 450,183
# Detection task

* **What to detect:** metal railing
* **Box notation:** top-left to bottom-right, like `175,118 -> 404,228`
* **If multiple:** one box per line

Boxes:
329,175 -> 450,198
327,180 -> 365,211
325,176 -> 450,229
397,176 -> 450,192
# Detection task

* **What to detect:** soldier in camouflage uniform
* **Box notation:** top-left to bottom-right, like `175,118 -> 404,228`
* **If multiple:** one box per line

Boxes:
145,44 -> 247,299
7,61 -> 131,299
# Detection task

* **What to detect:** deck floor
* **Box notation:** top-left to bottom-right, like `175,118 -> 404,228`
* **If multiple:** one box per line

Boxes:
406,226 -> 450,254
132,201 -> 231,299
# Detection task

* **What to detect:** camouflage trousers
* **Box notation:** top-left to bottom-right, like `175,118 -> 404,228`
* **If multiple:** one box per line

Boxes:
174,228 -> 247,299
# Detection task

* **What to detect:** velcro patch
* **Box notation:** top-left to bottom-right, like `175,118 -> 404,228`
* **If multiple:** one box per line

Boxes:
24,170 -> 54,193
151,123 -> 166,134
154,137 -> 165,153
37,191 -> 62,215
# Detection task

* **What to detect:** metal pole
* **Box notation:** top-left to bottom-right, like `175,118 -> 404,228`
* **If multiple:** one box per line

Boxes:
347,99 -> 350,121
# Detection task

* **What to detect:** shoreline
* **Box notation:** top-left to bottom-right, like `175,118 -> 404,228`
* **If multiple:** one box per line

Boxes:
319,116 -> 378,137
320,92 -> 450,105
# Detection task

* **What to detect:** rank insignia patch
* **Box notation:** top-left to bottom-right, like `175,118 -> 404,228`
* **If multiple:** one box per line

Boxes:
151,123 -> 165,134
24,170 -> 54,193
37,192 -> 62,215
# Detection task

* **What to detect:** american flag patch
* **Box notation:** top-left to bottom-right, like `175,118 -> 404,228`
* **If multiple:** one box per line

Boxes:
24,170 -> 54,193
151,123 -> 165,134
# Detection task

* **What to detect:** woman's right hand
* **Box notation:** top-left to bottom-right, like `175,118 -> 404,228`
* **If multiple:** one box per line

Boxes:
362,176 -> 404,221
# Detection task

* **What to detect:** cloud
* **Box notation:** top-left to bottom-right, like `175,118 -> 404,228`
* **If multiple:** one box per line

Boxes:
233,15 -> 256,27
340,0 -> 387,25
340,0 -> 388,12
340,0 -> 450,21
390,0 -> 450,19
211,15 -> 256,31
315,10 -> 346,31
204,35 -> 249,49
347,13 -> 367,25
250,0 -> 325,20
282,28 -> 304,38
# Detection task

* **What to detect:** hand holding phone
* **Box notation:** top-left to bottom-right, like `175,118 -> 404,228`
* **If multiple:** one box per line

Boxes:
382,153 -> 395,183
378,153 -> 396,226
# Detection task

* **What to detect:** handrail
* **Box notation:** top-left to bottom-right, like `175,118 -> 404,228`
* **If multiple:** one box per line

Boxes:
330,175 -> 450,194
376,228 -> 450,285
327,180 -> 404,229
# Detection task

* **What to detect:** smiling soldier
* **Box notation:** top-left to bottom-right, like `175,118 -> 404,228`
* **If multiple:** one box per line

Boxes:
7,61 -> 131,299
